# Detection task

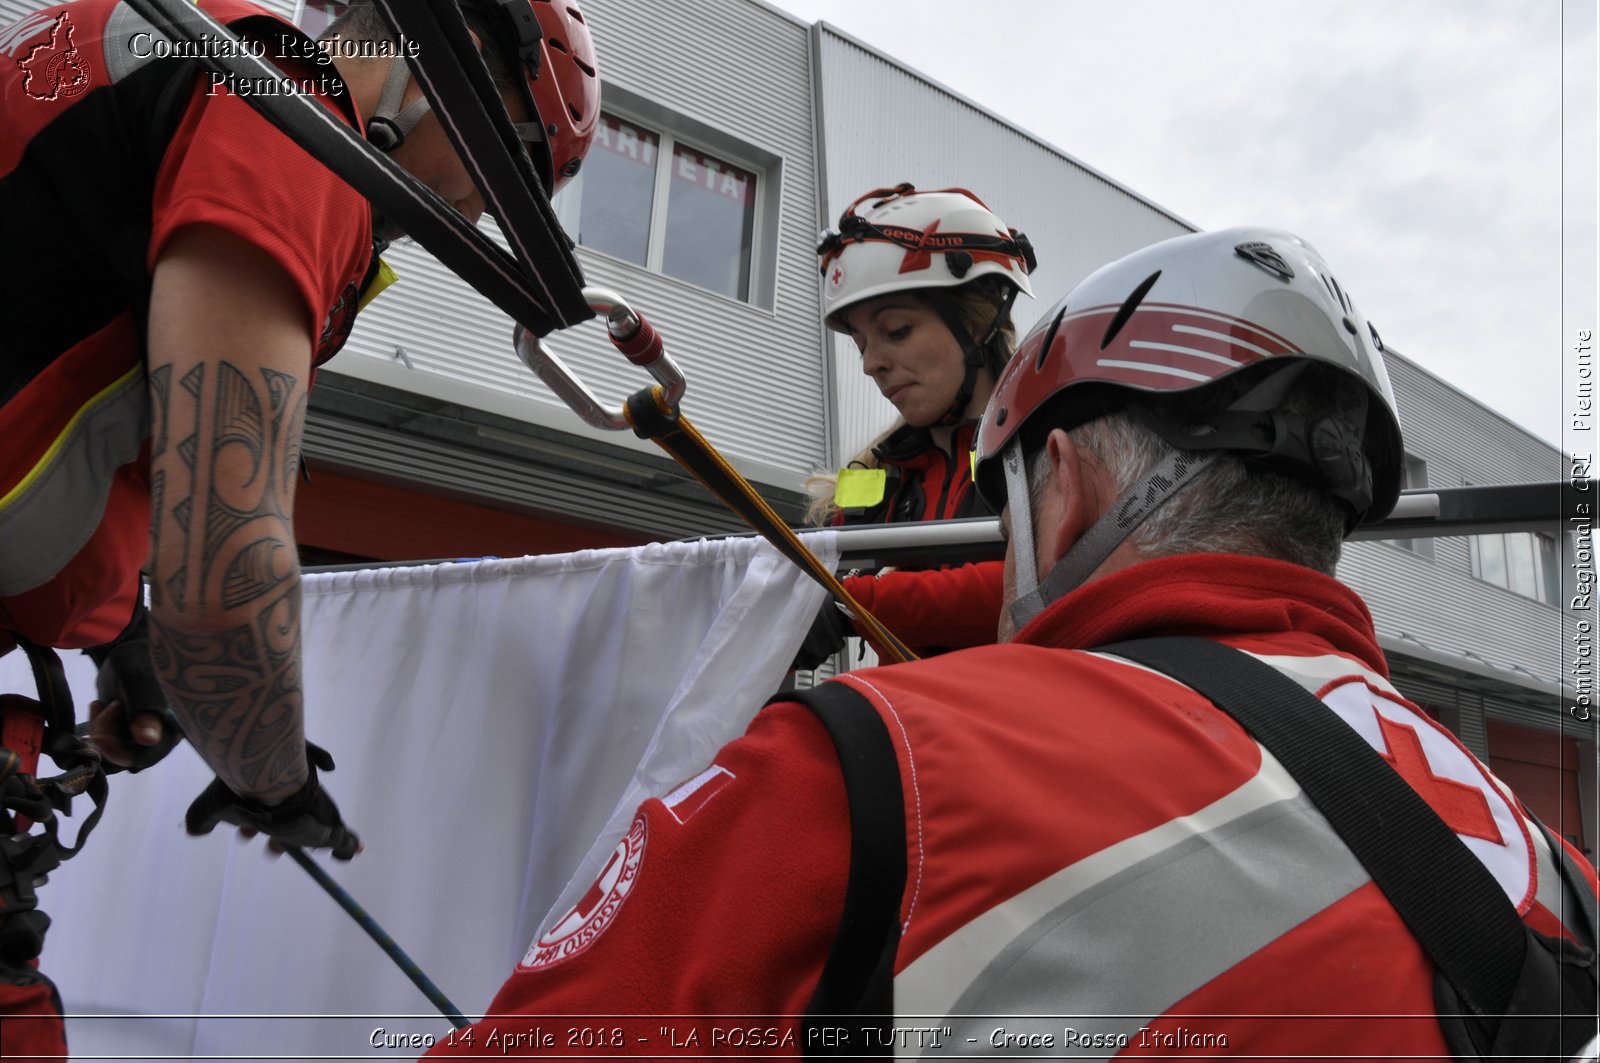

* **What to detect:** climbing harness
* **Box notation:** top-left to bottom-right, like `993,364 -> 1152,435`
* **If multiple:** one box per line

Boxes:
1,640 -> 108,966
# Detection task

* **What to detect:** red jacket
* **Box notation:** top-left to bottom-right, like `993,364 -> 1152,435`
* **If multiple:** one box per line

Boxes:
427,554 -> 1596,1058
837,421 -> 1002,654
0,0 -> 370,650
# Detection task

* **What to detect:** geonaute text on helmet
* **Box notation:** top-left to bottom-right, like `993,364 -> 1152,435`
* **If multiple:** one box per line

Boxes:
879,225 -> 970,248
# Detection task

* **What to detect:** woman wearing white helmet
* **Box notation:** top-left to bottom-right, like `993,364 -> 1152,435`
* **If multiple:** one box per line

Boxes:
798,183 -> 1036,661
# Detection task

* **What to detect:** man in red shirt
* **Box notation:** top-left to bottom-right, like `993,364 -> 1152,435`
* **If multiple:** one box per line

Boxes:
427,228 -> 1595,1059
0,0 -> 597,1053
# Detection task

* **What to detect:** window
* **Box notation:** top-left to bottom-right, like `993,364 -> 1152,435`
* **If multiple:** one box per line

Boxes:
555,109 -> 763,304
662,142 -> 756,299
567,113 -> 659,267
1388,453 -> 1434,557
1472,530 -> 1561,605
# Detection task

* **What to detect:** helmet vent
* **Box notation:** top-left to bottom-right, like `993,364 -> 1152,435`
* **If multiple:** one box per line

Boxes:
1100,269 -> 1162,350
567,103 -> 582,121
1034,305 -> 1067,371
1321,272 -> 1353,313
549,36 -> 568,52
567,5 -> 586,21
574,56 -> 596,76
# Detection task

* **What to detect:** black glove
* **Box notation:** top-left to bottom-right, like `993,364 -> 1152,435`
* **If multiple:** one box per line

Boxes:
83,600 -> 184,773
791,600 -> 856,671
0,830 -> 58,964
185,743 -> 361,860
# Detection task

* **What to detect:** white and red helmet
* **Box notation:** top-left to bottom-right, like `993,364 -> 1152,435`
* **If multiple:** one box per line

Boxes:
817,183 -> 1035,331
976,227 -> 1404,625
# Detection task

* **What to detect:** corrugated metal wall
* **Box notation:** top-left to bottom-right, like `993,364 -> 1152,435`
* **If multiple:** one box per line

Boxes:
813,25 -> 1193,462
1338,350 -> 1582,737
326,0 -> 828,492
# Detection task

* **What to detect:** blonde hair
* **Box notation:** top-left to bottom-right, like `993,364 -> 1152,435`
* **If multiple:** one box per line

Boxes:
804,278 -> 1018,527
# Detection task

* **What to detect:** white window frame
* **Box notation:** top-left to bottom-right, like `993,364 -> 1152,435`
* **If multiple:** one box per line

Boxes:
556,88 -> 780,309
1471,528 -> 1562,606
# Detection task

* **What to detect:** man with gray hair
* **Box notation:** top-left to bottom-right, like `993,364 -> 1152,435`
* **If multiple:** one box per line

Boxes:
426,229 -> 1596,1059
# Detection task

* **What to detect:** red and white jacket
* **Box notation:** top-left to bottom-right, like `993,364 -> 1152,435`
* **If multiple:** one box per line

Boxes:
428,554 -> 1596,1059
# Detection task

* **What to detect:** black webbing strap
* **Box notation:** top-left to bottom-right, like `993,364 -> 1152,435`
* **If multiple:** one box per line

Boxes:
13,638 -> 74,737
122,0 -> 589,338
369,0 -> 588,325
778,682 -> 906,1057
1098,637 -> 1528,1028
6,638 -> 110,859
626,393 -> 919,663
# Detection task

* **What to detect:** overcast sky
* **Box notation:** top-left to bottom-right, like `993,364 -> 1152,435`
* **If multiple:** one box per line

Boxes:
767,0 -> 1598,452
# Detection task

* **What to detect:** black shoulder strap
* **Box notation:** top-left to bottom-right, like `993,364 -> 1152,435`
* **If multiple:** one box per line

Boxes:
778,682 -> 906,1057
1097,637 -> 1529,1026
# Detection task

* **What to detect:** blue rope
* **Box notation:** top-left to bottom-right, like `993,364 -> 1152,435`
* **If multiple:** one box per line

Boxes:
285,846 -> 470,1029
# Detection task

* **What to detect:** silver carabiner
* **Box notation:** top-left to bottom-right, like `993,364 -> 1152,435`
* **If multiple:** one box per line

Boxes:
514,287 -> 687,431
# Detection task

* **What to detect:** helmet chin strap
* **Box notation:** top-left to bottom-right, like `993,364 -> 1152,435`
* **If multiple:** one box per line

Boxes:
365,56 -> 433,152
931,287 -> 1019,426
1003,437 -> 1218,634
1003,366 -> 1329,632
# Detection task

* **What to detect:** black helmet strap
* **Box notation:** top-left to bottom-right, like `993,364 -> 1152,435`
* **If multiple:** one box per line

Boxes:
929,285 -> 1018,427
1004,361 -> 1372,630
1129,363 -> 1374,525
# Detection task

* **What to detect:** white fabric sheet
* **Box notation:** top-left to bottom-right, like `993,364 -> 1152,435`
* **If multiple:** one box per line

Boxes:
0,532 -> 835,1059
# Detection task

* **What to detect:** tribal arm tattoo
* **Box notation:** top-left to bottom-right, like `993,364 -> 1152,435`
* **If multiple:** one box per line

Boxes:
147,358 -> 310,803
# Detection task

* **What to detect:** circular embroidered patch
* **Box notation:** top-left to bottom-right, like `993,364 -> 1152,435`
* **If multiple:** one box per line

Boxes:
520,814 -> 648,969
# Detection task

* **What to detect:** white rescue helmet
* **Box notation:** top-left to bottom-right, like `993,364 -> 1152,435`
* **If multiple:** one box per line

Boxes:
974,227 -> 1405,627
817,183 -> 1036,332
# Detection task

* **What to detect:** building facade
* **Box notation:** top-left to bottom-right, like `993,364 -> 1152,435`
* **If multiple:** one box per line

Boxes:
3,0 -> 1591,851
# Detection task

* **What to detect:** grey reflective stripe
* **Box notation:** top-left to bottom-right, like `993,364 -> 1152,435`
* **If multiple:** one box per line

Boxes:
0,367 -> 148,596
1530,818 -> 1596,949
103,2 -> 164,83
896,753 -> 1372,1058
0,12 -> 56,57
